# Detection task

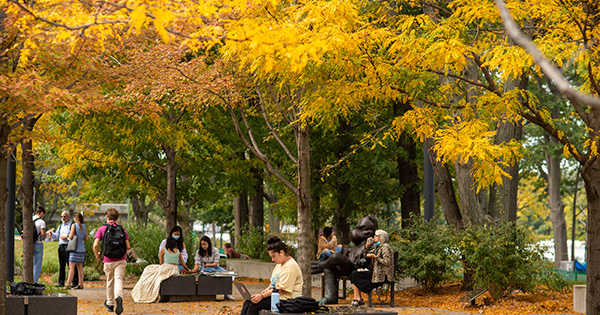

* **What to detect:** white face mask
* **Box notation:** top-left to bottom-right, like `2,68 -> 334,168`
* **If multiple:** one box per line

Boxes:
172,235 -> 180,240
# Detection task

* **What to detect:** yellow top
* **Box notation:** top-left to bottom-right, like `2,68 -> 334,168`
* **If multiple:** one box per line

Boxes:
271,257 -> 303,300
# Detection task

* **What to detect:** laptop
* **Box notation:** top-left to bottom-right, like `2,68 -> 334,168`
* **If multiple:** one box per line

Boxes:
234,282 -> 253,301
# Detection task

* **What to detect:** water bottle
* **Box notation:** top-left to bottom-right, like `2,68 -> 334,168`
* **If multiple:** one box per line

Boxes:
270,288 -> 280,313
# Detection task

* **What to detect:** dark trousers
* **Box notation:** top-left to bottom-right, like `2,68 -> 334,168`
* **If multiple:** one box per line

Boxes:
241,297 -> 271,315
58,244 -> 78,286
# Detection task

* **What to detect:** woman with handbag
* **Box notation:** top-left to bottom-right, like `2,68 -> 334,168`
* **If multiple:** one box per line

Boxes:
66,212 -> 89,289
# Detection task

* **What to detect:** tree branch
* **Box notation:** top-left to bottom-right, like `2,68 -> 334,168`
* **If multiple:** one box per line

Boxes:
227,102 -> 298,195
494,0 -> 600,109
428,69 -> 501,96
255,86 -> 298,164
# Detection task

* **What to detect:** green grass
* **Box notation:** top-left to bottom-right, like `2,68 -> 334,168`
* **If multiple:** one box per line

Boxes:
13,239 -> 61,275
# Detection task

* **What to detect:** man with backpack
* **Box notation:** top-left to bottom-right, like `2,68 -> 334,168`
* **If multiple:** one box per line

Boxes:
32,205 -> 46,283
93,208 -> 130,315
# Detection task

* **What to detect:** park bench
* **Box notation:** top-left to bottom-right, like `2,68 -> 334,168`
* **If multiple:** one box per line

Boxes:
367,251 -> 398,307
321,251 -> 398,307
458,288 -> 487,306
159,272 -> 234,302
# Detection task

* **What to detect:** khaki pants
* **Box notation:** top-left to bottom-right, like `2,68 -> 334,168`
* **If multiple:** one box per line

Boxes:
104,260 -> 127,306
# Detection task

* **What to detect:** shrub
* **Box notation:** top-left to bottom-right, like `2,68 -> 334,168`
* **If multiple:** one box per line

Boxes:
125,222 -> 165,265
126,262 -> 149,276
394,219 -> 457,290
84,222 -> 104,273
457,222 -> 569,299
84,266 -> 101,281
236,225 -> 270,262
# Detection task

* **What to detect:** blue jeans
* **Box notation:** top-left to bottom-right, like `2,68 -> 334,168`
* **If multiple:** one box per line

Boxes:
33,242 -> 44,283
318,246 -> 342,261
202,266 -> 227,273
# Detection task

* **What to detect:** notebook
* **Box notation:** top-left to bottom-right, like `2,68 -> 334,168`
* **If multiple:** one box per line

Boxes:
234,282 -> 253,301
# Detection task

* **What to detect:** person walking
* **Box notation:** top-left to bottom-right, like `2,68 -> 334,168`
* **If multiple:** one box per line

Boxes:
33,205 -> 47,284
66,212 -> 88,289
93,208 -> 130,315
48,211 -> 78,287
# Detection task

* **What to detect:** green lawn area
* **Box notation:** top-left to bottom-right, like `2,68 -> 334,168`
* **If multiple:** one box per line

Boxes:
13,239 -> 60,276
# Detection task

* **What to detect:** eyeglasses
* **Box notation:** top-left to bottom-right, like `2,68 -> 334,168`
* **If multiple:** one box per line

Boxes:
61,216 -> 67,218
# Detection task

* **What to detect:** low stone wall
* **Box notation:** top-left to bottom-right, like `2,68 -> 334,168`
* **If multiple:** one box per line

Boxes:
226,259 -> 322,286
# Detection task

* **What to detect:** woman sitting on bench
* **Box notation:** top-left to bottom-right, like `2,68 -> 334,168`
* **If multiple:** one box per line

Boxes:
192,235 -> 228,273
349,229 -> 393,306
132,236 -> 191,303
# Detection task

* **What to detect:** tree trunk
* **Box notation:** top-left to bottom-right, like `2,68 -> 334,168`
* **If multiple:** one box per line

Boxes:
130,194 -> 153,223
264,187 -> 280,235
161,145 -> 178,235
334,183 -> 351,244
333,118 -> 353,244
455,158 -> 483,226
582,158 -> 600,315
0,119 -> 11,315
425,138 -> 462,230
548,141 -> 568,266
394,101 -> 421,229
296,123 -> 312,296
21,137 -> 35,283
234,192 -> 248,246
488,74 -> 526,222
249,167 -> 264,228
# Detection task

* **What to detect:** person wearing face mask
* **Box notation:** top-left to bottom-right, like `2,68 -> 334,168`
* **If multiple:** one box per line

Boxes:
349,229 -> 394,306
158,226 -> 188,272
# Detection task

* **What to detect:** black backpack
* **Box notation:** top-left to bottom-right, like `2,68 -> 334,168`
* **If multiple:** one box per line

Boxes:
32,218 -> 41,244
277,296 -> 328,313
102,223 -> 127,259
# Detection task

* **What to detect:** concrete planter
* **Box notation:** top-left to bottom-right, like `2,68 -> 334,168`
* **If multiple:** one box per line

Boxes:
7,293 -> 77,315
226,259 -> 275,280
226,259 -> 323,286
573,285 -> 586,314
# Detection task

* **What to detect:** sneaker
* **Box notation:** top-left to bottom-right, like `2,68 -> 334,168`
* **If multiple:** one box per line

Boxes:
115,296 -> 123,315
103,300 -> 114,312
225,294 -> 235,300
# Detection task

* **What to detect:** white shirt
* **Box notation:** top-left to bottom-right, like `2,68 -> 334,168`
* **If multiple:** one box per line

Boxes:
33,215 -> 46,244
51,220 -> 73,245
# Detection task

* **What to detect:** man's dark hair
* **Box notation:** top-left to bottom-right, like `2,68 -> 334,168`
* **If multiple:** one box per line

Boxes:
106,208 -> 119,221
323,227 -> 333,237
35,205 -> 45,215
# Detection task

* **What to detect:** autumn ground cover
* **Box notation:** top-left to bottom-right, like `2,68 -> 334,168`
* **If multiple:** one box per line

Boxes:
61,274 -> 579,315
394,282 -> 578,315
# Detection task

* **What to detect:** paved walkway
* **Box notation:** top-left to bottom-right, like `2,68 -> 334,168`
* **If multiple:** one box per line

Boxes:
70,281 -> 475,315
69,279 -> 580,315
